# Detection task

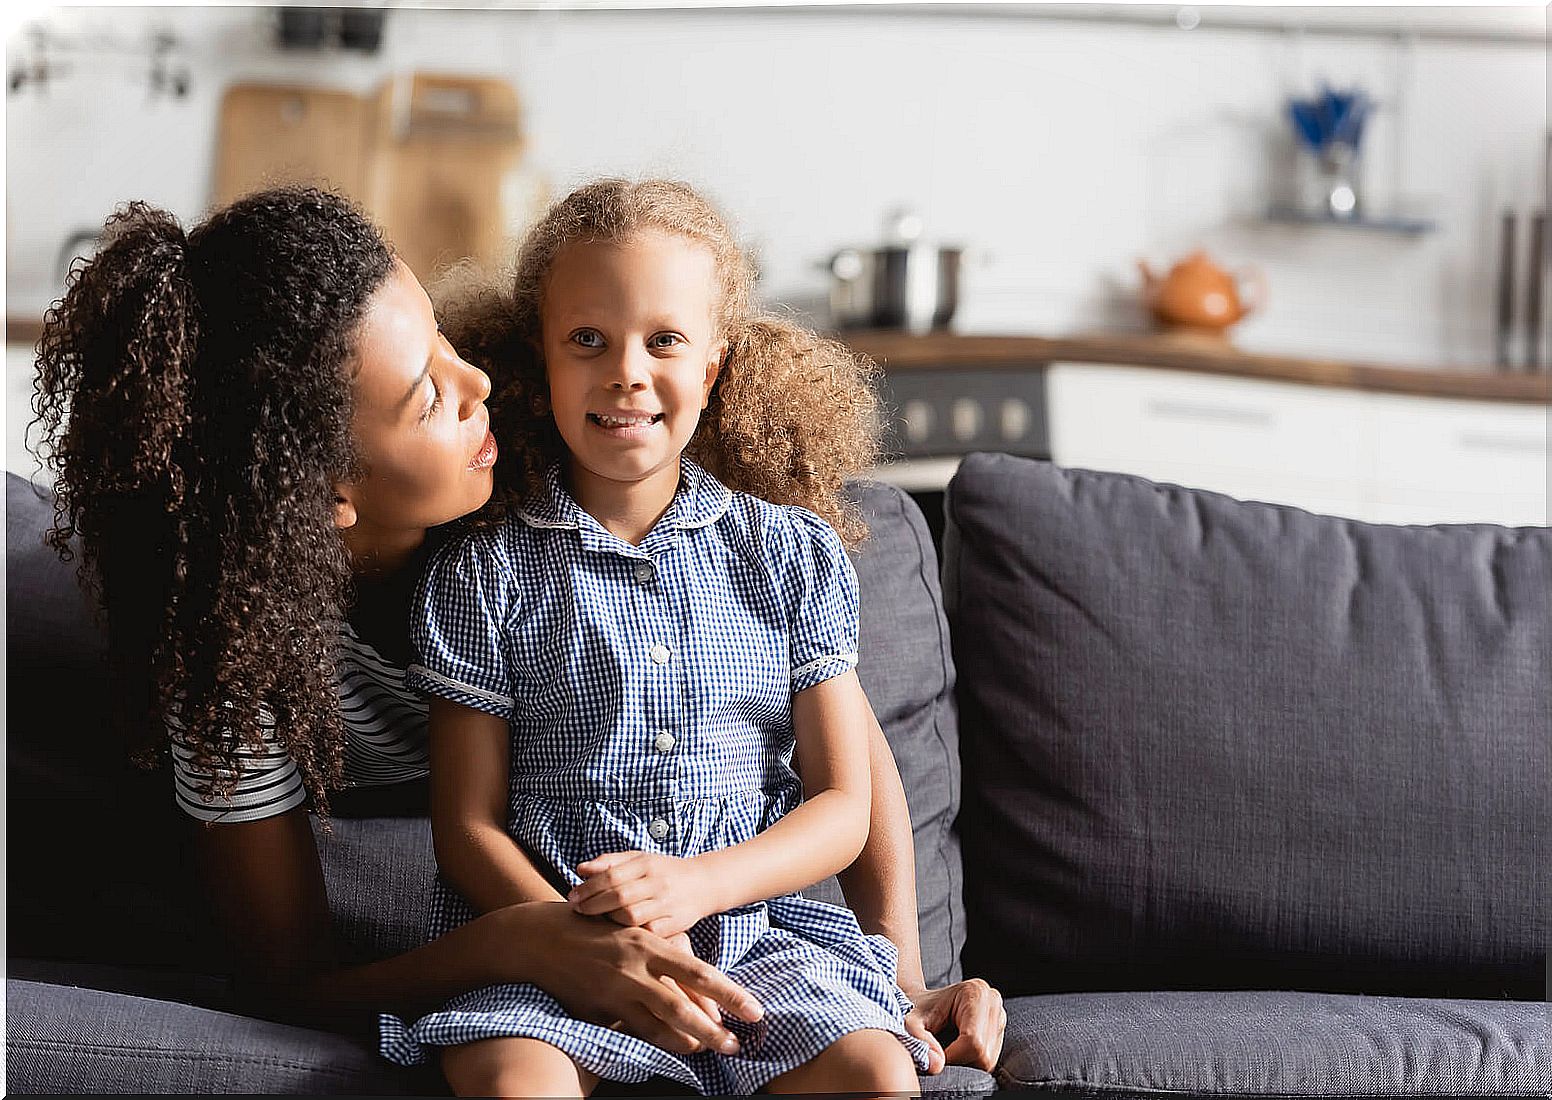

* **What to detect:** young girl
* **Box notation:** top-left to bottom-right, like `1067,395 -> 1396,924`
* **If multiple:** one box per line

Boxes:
377,178 -> 934,1095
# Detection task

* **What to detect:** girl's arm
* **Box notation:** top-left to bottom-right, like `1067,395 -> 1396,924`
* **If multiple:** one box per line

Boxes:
693,670 -> 873,910
570,671 -> 874,927
191,798 -> 760,1049
572,669 -> 869,925
427,696 -> 564,911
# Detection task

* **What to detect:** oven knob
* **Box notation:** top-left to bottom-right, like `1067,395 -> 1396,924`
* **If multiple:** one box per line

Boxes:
901,399 -> 934,445
1000,397 -> 1031,441
951,398 -> 983,442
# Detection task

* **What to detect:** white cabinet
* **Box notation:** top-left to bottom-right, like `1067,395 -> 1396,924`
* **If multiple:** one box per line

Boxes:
7,342 -> 47,482
1047,361 -> 1549,527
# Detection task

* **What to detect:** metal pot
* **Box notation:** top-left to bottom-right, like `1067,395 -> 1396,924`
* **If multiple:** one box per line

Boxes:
828,244 -> 962,333
824,210 -> 963,333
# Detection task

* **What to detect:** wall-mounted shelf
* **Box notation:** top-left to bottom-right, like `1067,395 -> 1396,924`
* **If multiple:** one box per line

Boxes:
1265,206 -> 1438,236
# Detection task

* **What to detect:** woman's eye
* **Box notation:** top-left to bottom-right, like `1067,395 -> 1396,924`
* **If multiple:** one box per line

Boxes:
421,379 -> 441,422
571,329 -> 603,349
650,333 -> 683,349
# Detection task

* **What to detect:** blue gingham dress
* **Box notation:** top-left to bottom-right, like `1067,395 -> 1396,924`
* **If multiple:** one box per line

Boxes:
378,459 -> 931,1093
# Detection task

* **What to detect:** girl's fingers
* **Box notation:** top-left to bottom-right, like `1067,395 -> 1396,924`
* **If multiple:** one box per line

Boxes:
604,902 -> 664,928
571,877 -> 650,916
570,855 -> 647,906
576,850 -> 636,874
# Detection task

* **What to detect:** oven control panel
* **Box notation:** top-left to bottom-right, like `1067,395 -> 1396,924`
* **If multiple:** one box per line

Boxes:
876,365 -> 1050,459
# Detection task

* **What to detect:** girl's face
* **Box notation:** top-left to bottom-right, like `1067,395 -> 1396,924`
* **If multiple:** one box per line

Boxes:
540,230 -> 724,513
336,257 -> 496,560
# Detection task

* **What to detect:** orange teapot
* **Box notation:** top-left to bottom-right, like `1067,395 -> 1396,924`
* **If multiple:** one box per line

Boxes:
1137,250 -> 1267,339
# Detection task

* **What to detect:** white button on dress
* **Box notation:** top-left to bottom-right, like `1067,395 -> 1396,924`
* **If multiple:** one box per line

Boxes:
653,731 -> 676,754
649,643 -> 671,665
648,817 -> 670,840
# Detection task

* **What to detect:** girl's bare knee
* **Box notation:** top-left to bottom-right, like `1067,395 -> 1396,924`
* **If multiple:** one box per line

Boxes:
440,1036 -> 598,1098
765,1028 -> 920,1095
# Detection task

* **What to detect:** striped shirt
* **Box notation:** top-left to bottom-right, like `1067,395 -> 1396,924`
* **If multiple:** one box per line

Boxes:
169,608 -> 431,824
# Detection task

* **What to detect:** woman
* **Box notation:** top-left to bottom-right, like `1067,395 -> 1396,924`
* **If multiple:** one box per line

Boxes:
32,185 -> 1004,1075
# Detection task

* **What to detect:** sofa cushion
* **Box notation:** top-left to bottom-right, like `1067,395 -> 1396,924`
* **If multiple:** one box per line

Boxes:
998,990 -> 1552,1096
5,974 -> 997,1096
944,454 -> 1550,999
6,474 -> 216,968
5,978 -> 442,1095
312,815 -> 435,964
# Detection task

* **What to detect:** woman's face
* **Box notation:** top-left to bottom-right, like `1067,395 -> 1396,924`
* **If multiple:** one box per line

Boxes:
335,258 -> 496,559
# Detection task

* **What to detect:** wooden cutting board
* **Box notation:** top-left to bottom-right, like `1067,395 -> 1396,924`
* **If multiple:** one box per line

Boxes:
365,73 -> 526,281
213,83 -> 374,206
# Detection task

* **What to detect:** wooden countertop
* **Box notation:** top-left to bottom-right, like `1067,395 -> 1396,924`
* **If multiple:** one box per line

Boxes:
841,330 -> 1552,404
11,312 -> 1549,404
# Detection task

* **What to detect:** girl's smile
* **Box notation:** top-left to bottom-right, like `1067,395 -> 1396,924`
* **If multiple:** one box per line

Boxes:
586,409 -> 665,438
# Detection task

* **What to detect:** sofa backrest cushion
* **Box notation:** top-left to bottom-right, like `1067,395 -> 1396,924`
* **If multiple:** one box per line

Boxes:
7,474 -> 964,987
944,454 -> 1549,1000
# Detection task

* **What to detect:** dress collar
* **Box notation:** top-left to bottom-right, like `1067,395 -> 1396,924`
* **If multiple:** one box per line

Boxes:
517,457 -> 733,556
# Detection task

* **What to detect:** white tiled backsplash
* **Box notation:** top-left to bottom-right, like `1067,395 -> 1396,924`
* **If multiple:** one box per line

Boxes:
6,6 -> 1546,376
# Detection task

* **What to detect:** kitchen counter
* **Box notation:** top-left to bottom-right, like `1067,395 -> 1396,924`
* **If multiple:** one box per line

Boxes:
11,313 -> 1549,404
841,330 -> 1552,404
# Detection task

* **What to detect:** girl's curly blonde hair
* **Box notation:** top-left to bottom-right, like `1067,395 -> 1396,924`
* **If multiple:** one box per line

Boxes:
435,178 -> 881,547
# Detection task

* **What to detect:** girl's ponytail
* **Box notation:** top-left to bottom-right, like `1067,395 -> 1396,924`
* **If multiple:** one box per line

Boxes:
34,201 -> 199,546
694,316 -> 882,549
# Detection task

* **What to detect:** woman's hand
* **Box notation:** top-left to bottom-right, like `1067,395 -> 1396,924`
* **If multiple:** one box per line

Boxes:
659,930 -> 726,1038
511,902 -> 760,1056
903,978 -> 1007,1072
569,851 -> 714,938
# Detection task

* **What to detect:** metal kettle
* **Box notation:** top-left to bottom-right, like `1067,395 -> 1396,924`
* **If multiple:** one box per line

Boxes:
826,210 -> 962,333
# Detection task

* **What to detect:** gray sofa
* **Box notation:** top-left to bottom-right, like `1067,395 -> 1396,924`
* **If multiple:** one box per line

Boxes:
6,454 -> 1549,1096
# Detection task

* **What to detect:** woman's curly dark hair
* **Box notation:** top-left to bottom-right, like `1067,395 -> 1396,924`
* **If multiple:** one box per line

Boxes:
435,178 -> 882,547
30,185 -> 394,814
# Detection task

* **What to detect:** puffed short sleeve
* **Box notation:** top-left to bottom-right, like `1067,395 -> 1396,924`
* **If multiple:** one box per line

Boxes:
406,527 -> 517,721
778,506 -> 861,694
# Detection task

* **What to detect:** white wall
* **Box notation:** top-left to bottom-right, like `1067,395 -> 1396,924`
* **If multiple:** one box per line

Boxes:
6,4 -> 1547,373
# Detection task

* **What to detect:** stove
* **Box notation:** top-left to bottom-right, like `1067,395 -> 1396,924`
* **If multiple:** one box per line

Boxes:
871,364 -> 1051,550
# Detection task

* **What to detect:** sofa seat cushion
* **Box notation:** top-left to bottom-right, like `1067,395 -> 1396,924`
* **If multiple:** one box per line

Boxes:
5,978 -> 442,1095
998,990 -> 1552,1096
6,974 -> 997,1096
944,455 -> 1549,999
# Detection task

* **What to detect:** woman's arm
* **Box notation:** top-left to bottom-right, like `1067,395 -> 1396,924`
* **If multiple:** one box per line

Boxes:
427,696 -> 563,911
838,707 -> 929,996
830,705 -> 1009,1074
191,806 -> 760,1050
